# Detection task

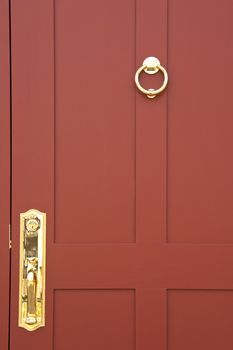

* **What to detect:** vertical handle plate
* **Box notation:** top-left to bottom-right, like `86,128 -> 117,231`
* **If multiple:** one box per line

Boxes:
18,209 -> 46,331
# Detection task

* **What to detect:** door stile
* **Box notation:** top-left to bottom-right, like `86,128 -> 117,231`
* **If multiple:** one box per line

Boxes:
10,1 -> 54,349
0,1 -> 11,349
136,0 -> 168,349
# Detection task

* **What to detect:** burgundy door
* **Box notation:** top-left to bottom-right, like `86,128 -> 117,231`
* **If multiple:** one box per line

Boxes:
6,0 -> 233,349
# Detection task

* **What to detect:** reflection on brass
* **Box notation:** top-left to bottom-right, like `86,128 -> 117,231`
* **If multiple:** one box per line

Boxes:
19,209 -> 46,331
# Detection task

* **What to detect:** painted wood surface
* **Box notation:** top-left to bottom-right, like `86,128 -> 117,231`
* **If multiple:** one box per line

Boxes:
0,1 -> 10,349
10,0 -> 233,349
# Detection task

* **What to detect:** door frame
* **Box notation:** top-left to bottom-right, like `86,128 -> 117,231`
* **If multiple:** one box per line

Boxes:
0,0 -> 11,349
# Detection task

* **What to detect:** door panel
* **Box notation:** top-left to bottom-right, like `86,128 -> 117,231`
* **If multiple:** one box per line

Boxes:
54,0 -> 136,243
168,290 -> 233,350
54,290 -> 135,350
10,0 -> 233,350
167,0 -> 233,243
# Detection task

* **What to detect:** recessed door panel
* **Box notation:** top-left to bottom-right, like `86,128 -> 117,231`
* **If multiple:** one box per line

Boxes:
54,0 -> 136,243
167,0 -> 233,243
168,290 -> 233,350
54,290 -> 135,350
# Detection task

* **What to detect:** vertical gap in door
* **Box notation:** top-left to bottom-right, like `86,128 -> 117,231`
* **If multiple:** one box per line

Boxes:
8,0 -> 12,349
165,0 -> 169,244
134,0 -> 137,243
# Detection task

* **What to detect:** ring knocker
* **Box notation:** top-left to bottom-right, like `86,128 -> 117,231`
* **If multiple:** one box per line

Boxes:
135,56 -> 168,99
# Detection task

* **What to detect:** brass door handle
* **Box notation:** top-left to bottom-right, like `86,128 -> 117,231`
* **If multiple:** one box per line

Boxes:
135,56 -> 168,99
19,209 -> 46,331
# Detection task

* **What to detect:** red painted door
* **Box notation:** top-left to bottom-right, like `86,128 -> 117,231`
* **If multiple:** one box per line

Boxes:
8,0 -> 233,349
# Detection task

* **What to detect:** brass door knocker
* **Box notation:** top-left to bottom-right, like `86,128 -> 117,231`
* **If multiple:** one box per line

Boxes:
135,56 -> 168,99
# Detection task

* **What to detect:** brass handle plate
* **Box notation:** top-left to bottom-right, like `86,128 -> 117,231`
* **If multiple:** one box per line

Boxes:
135,56 -> 168,99
18,209 -> 46,331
